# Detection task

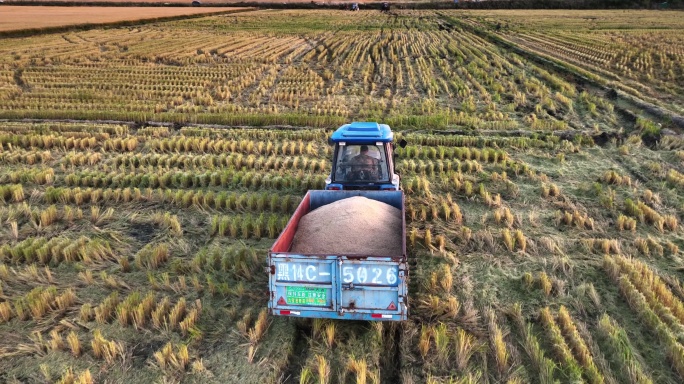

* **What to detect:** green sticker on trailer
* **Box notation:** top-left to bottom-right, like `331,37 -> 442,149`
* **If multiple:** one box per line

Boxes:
286,286 -> 327,306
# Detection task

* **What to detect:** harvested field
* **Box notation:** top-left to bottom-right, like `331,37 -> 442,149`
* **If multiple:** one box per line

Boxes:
0,6 -> 250,32
0,8 -> 682,384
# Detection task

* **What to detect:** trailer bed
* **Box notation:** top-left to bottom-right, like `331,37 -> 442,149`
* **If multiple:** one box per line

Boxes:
267,190 -> 407,321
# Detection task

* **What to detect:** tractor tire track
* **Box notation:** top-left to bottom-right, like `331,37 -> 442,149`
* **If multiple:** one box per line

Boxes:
281,319 -> 312,384
13,68 -> 29,92
380,322 -> 402,384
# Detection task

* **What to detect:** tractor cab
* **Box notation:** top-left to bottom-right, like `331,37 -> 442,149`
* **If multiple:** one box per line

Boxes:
326,122 -> 406,191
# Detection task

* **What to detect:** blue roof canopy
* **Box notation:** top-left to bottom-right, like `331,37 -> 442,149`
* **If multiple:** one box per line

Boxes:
330,122 -> 393,143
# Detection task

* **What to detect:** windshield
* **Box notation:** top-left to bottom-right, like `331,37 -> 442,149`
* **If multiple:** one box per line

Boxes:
333,144 -> 389,182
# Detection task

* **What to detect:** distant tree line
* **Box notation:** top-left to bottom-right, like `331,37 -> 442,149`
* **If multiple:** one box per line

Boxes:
268,0 -> 684,10
13,0 -> 683,9
606,0 -> 682,7
448,0 -> 682,9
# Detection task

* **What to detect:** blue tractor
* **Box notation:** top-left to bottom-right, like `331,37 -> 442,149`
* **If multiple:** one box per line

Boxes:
325,122 -> 407,191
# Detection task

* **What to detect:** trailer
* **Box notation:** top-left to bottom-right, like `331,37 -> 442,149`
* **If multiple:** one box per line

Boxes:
267,190 -> 407,321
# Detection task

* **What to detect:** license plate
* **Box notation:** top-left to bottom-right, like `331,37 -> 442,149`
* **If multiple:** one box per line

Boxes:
286,286 -> 327,306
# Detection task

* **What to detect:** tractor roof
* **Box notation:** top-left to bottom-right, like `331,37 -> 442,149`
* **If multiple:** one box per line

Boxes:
330,122 -> 393,143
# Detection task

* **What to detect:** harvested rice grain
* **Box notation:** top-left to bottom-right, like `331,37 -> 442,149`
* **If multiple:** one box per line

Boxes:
290,196 -> 402,256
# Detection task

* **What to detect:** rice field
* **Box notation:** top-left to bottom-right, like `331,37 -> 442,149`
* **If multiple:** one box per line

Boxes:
0,6 -> 246,32
459,9 -> 684,113
0,8 -> 682,384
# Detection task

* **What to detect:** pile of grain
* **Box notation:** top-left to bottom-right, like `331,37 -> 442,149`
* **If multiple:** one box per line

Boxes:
290,196 -> 402,256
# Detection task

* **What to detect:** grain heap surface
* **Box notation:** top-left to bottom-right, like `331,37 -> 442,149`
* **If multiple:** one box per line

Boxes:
290,196 -> 402,256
